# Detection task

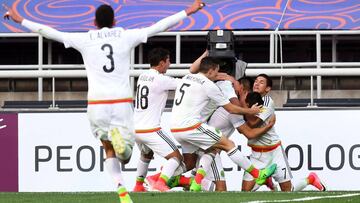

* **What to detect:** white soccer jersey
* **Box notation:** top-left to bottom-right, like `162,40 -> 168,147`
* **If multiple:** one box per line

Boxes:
134,69 -> 179,130
248,95 -> 280,146
208,107 -> 245,137
200,80 -> 237,122
171,74 -> 230,129
21,10 -> 187,101
62,28 -> 147,101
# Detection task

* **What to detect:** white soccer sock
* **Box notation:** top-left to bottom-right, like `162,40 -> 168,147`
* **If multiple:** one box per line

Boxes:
198,153 -> 216,175
173,161 -> 187,176
136,157 -> 151,179
227,147 -> 252,170
105,157 -> 125,187
201,178 -> 216,191
292,178 -> 308,191
160,157 -> 181,180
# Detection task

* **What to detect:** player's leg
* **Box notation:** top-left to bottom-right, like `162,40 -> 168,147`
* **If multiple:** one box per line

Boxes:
213,135 -> 277,185
292,172 -> 326,191
270,145 -> 293,191
133,144 -> 153,192
204,153 -> 226,191
88,104 -> 133,203
110,103 -> 136,163
143,130 -> 187,191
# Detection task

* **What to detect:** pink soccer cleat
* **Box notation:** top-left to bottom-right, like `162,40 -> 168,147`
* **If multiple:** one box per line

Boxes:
308,172 -> 326,191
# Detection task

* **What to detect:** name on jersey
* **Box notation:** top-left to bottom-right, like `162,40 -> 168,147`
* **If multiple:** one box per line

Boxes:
139,75 -> 155,82
185,75 -> 205,85
90,30 -> 122,40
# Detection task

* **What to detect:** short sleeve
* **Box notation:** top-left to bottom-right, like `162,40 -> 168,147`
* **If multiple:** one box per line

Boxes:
216,80 -> 237,100
205,81 -> 230,107
158,75 -> 180,91
258,96 -> 275,121
229,114 -> 246,128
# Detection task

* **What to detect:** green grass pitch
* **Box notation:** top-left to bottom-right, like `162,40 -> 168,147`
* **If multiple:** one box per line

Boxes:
0,191 -> 360,203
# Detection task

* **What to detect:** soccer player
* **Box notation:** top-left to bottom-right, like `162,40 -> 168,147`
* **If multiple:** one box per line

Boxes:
133,48 -> 187,192
242,74 -> 326,192
4,1 -> 204,202
170,57 -> 277,191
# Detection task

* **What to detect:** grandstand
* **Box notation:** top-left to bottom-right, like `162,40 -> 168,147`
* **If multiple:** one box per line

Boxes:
1,0 -> 360,201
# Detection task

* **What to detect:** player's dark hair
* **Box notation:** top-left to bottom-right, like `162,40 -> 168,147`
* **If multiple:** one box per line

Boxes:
95,4 -> 114,28
256,73 -> 273,88
238,76 -> 254,92
148,48 -> 170,67
199,57 -> 220,73
246,92 -> 264,107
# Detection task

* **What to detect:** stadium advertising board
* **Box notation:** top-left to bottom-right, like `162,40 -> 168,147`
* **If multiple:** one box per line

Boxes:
0,113 -> 18,192
17,110 -> 360,192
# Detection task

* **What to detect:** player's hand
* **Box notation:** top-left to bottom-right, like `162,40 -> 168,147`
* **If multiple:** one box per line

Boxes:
248,103 -> 262,115
3,4 -> 23,23
185,0 -> 205,16
216,73 -> 236,83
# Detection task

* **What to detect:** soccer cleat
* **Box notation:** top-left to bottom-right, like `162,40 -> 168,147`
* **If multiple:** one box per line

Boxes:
133,184 -> 147,192
308,172 -> 326,191
167,175 -> 180,188
189,180 -> 202,192
117,187 -> 133,203
255,163 -> 277,185
152,180 -> 170,192
110,128 -> 126,155
145,174 -> 159,190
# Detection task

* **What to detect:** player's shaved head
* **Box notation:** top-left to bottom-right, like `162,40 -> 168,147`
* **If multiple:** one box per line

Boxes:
199,57 -> 220,73
95,4 -> 115,28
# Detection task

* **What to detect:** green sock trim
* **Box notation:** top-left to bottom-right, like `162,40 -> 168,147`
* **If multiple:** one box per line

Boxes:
197,168 -> 206,176
117,186 -> 127,194
246,165 -> 255,173
160,174 -> 169,182
136,176 -> 145,182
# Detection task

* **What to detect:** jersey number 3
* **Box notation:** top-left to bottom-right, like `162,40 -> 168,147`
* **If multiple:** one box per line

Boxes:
101,44 -> 115,73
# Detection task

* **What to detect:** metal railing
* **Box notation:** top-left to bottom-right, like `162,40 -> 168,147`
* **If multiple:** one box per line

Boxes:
1,30 -> 360,107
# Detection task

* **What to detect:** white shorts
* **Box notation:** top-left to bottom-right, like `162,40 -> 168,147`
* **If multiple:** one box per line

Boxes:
172,123 -> 222,154
87,102 -> 135,147
135,128 -> 179,158
243,144 -> 292,183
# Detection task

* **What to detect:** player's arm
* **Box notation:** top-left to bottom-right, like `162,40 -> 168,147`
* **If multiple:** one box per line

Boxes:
223,102 -> 260,116
144,0 -> 204,38
215,73 -> 240,106
189,50 -> 208,73
237,115 -> 276,139
4,4 -> 65,43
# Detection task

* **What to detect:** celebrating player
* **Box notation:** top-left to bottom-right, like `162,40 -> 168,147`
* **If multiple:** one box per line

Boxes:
4,1 -> 204,202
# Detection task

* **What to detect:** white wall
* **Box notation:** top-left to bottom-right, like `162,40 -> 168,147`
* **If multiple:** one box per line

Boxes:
17,110 -> 360,191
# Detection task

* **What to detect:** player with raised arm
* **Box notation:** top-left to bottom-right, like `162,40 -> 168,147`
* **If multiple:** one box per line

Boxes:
242,74 -> 326,192
170,57 -> 277,192
133,48 -> 189,192
4,1 -> 204,202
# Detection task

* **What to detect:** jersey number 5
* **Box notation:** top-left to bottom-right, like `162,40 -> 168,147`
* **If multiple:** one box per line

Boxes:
101,44 -> 115,73
175,83 -> 191,105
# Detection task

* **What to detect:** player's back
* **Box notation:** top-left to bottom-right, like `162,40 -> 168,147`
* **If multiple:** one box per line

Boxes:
63,27 -> 147,101
171,73 -> 229,128
134,69 -> 177,129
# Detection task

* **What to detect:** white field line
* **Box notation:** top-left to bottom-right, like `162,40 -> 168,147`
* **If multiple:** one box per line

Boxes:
245,193 -> 360,203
